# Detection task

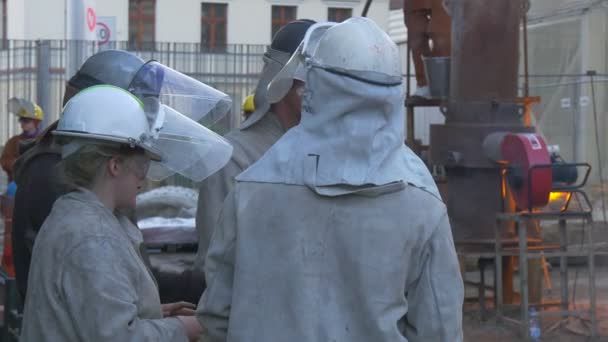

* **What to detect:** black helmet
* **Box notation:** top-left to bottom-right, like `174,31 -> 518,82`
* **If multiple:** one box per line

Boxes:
68,50 -> 145,91
270,19 -> 316,55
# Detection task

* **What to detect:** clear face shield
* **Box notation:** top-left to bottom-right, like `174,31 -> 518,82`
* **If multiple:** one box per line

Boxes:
128,62 -> 234,182
266,23 -> 335,104
8,97 -> 36,118
141,103 -> 233,182
128,61 -> 233,126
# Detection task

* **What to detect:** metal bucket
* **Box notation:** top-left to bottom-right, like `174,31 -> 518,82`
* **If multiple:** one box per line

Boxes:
423,57 -> 451,99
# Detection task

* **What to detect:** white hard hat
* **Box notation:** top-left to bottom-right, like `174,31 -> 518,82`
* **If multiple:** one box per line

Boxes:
54,85 -> 233,182
267,17 -> 402,103
54,85 -> 161,160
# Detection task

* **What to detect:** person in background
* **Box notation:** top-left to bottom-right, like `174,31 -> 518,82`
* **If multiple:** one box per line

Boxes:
12,50 -> 149,301
0,98 -> 43,182
194,19 -> 315,280
20,83 -> 232,341
12,50 -> 228,306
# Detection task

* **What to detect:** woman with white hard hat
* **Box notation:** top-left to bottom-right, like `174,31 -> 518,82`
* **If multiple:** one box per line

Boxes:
20,82 -> 233,341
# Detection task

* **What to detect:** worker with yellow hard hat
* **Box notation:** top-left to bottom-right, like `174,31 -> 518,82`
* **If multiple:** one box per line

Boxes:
1,98 -> 44,181
242,94 -> 255,120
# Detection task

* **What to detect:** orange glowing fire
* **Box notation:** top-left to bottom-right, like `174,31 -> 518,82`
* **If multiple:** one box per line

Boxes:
548,191 -> 572,211
548,191 -> 570,202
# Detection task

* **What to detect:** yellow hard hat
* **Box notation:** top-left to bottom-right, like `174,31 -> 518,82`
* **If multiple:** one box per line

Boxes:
242,95 -> 255,113
8,98 -> 44,121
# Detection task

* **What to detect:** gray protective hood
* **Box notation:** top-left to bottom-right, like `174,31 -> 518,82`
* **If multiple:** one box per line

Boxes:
237,66 -> 440,198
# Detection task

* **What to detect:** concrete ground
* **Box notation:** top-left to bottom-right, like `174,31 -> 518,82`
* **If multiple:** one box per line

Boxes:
463,265 -> 608,341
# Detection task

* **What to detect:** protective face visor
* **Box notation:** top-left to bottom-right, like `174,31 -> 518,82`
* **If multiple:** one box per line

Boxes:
141,102 -> 233,182
8,97 -> 43,121
128,61 -> 233,126
266,23 -> 335,104
125,61 -> 234,182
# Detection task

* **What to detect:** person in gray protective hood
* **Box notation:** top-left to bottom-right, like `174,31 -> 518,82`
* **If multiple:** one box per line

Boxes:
197,17 -> 464,342
193,19 -> 315,274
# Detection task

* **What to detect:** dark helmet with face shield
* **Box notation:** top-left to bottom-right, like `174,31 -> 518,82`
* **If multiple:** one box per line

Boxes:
240,19 -> 316,129
67,50 -> 146,91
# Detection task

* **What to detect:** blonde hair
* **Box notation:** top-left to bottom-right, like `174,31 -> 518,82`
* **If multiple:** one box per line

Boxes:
59,143 -> 141,190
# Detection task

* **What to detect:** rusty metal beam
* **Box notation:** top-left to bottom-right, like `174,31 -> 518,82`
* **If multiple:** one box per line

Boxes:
448,0 -> 522,123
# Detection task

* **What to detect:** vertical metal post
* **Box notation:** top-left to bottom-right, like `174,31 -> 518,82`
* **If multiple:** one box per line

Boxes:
521,0 -> 529,98
573,82 -> 585,164
36,40 -> 52,130
6,40 -> 11,141
406,106 -> 415,146
559,219 -> 569,318
478,259 -> 486,321
495,217 -> 503,323
231,42 -> 237,130
589,71 -> 608,222
588,218 -> 597,337
406,28 -> 411,98
26,41 -> 31,100
361,0 -> 373,17
60,40 -> 66,107
518,218 -> 529,338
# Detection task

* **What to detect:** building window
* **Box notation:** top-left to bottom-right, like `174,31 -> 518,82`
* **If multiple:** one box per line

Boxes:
201,3 -> 228,52
0,0 -> 6,49
271,6 -> 297,39
129,0 -> 156,50
328,8 -> 352,22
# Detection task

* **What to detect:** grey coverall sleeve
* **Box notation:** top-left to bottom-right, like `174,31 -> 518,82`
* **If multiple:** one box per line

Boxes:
194,160 -> 238,272
61,238 -> 188,342
404,213 -> 464,342
196,190 -> 238,342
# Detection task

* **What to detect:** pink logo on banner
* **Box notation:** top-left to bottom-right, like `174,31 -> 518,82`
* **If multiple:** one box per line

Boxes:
87,7 -> 97,32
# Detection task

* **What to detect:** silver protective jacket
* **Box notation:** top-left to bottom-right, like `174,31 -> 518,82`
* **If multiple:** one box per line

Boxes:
194,112 -> 285,271
20,189 -> 188,342
197,62 -> 463,341
198,183 -> 463,342
237,67 -> 439,197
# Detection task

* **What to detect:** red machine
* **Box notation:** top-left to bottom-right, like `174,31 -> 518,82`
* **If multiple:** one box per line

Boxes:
501,133 -> 552,210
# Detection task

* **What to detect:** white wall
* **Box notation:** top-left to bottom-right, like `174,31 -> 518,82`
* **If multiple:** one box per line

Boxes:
24,0 -> 66,39
7,0 -> 127,40
228,0 -> 269,45
6,0 -> 26,39
7,0 -> 390,44
96,0 -> 129,41
156,0 -> 201,43
156,0 -> 390,45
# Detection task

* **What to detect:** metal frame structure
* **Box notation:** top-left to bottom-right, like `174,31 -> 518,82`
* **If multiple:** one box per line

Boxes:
495,163 -> 597,338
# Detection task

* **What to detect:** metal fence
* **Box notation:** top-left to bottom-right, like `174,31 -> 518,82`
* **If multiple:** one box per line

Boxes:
0,40 -> 267,144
